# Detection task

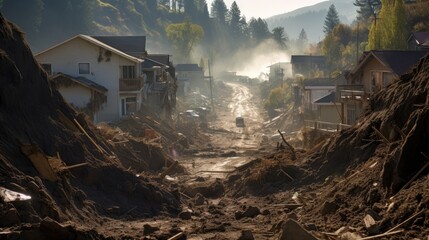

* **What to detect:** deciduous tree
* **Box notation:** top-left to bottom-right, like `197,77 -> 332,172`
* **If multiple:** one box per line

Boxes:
166,21 -> 204,62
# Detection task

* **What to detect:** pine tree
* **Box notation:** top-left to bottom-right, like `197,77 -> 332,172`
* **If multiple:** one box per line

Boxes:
228,1 -> 241,37
354,0 -> 381,22
323,4 -> 340,35
272,27 -> 288,49
296,29 -> 309,53
210,0 -> 228,25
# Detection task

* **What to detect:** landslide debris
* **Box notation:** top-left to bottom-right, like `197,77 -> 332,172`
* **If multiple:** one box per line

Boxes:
0,14 -> 179,239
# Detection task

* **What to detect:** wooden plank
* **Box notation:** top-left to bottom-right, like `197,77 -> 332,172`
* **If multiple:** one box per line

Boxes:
21,145 -> 59,182
371,126 -> 390,144
159,161 -> 179,179
167,232 -> 184,240
385,209 -> 425,234
61,162 -> 89,170
73,118 -> 107,155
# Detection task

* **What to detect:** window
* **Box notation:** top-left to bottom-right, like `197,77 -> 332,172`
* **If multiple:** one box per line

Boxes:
41,64 -> 52,75
382,72 -> 395,86
370,71 -> 395,93
120,65 -> 136,79
79,63 -> 90,74
347,104 -> 357,125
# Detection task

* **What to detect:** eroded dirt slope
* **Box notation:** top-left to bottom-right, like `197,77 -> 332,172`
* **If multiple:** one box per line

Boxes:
0,13 -> 179,239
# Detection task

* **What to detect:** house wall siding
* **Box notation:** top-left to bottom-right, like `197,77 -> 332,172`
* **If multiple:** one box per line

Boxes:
319,105 -> 341,123
361,58 -> 391,93
59,85 -> 91,108
36,37 -> 138,123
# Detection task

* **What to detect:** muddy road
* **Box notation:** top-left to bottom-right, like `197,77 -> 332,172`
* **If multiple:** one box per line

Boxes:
180,81 -> 267,178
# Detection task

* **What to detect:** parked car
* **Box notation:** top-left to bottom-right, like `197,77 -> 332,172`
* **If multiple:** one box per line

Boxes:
235,117 -> 245,127
185,110 -> 199,118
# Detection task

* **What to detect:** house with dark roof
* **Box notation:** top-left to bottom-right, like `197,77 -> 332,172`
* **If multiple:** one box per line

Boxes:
92,36 -> 147,58
290,55 -> 326,78
313,91 -> 342,124
35,35 -> 177,122
300,78 -> 336,118
339,50 -> 428,124
408,32 -> 429,51
51,73 -> 108,116
35,34 -> 145,122
175,64 -> 204,96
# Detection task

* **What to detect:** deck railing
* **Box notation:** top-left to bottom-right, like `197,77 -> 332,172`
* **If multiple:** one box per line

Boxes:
119,78 -> 144,91
304,120 -> 351,132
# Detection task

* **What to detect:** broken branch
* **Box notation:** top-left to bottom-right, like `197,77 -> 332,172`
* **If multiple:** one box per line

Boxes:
360,229 -> 403,239
371,126 -> 390,144
277,130 -> 296,160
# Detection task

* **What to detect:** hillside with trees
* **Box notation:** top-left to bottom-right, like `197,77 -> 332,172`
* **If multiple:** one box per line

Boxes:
0,0 -> 302,71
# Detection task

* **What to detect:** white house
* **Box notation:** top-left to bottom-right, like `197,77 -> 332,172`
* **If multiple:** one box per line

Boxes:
35,34 -> 145,123
175,64 -> 204,96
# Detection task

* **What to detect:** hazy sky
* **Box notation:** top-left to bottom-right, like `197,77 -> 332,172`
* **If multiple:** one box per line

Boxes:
206,0 -> 327,19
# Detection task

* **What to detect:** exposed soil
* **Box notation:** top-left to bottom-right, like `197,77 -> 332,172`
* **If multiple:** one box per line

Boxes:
2,11 -> 429,240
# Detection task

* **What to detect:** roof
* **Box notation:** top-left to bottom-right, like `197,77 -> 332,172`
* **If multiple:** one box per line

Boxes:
147,54 -> 171,65
352,50 -> 428,76
92,36 -> 146,56
35,35 -> 144,63
303,78 -> 335,87
52,72 -> 108,93
408,32 -> 429,46
176,64 -> 202,72
142,57 -> 169,69
314,91 -> 336,104
291,55 -> 325,64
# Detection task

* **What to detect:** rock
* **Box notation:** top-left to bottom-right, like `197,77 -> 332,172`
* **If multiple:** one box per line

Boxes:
235,210 -> 244,220
305,223 -> 318,231
321,200 -> 339,215
195,176 -> 205,182
278,219 -> 319,240
194,193 -> 205,206
241,206 -> 260,218
363,214 -> 380,236
262,209 -> 271,215
178,211 -> 192,220
0,208 -> 20,227
227,174 -> 241,183
366,188 -> 381,205
143,224 -> 159,235
238,230 -> 254,240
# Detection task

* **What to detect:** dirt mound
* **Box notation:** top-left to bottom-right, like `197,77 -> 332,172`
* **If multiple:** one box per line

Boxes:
296,52 -> 429,238
0,14 -> 179,239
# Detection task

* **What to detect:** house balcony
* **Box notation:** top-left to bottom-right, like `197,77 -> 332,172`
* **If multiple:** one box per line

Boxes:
337,85 -> 369,102
119,78 -> 144,91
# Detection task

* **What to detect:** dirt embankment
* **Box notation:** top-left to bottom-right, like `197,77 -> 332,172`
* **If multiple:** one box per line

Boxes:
0,13 -> 180,239
229,53 -> 429,238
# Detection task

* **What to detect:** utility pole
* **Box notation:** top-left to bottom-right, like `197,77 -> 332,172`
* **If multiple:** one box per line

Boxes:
208,59 -> 214,111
